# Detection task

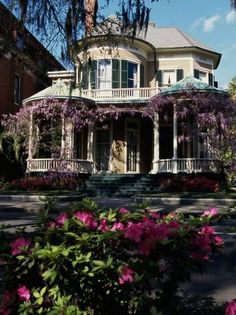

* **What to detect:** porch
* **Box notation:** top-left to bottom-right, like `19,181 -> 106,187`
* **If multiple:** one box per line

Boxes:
26,158 -> 94,174
26,157 -> 221,174
78,86 -> 159,102
154,158 -> 222,173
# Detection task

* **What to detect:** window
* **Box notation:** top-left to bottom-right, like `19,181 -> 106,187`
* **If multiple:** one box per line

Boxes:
198,71 -> 207,83
194,69 -> 211,84
156,69 -> 183,86
97,59 -> 112,90
81,59 -> 141,90
14,74 -> 21,105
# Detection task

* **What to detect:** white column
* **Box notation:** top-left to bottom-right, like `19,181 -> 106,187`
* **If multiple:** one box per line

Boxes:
61,116 -> 65,158
151,113 -> 159,173
172,104 -> 178,173
87,123 -> 94,162
65,122 -> 74,159
28,110 -> 33,160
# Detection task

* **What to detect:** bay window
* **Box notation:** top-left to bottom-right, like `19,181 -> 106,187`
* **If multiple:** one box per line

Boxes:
81,59 -> 143,90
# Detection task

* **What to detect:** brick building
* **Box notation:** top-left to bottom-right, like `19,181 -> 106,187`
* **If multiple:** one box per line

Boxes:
0,2 -> 64,115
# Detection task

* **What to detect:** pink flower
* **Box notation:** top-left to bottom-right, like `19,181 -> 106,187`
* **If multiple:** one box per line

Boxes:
98,219 -> 109,232
46,221 -> 57,229
190,252 -> 209,261
214,235 -> 224,246
167,221 -> 180,232
118,207 -> 129,214
124,222 -> 143,243
149,211 -> 160,220
17,286 -> 30,302
119,266 -> 134,285
201,208 -> 218,218
192,235 -> 211,252
111,222 -> 125,231
74,211 -> 97,229
138,238 -> 155,256
55,213 -> 68,226
155,224 -> 169,241
199,225 -> 215,236
10,237 -> 31,256
225,300 -> 236,315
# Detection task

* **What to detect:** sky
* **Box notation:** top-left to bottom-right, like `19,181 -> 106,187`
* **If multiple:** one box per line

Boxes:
103,0 -> 236,89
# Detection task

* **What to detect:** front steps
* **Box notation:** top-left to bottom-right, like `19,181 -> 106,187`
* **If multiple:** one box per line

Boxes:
82,174 -> 162,197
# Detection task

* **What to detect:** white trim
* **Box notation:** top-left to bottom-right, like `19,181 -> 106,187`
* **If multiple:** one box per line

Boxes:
80,45 -> 148,59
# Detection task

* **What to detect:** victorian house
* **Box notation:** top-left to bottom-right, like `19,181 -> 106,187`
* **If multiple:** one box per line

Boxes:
23,17 -> 229,182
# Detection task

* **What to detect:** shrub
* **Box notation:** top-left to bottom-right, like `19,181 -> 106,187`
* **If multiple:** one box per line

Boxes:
0,199 -> 224,315
183,177 -> 220,193
4,174 -> 82,191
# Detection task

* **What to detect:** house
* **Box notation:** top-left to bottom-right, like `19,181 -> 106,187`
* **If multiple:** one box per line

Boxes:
22,17 -> 231,180
0,2 -> 64,116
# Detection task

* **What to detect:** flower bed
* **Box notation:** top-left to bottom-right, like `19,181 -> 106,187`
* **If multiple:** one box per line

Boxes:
0,199 -> 225,315
2,174 -> 83,191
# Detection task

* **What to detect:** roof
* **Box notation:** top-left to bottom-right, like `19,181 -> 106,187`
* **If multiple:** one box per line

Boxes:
159,76 -> 229,96
92,16 -> 219,54
140,25 -> 213,51
23,79 -> 94,104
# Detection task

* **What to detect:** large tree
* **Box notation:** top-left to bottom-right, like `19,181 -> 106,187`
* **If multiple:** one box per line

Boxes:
228,76 -> 236,99
0,0 -> 235,63
0,0 -> 157,63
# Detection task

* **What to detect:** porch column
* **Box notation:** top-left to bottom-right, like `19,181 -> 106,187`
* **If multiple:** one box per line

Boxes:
87,123 -> 94,168
172,103 -> 178,173
28,109 -> 33,160
61,116 -> 65,158
65,121 -> 74,159
151,113 -> 159,173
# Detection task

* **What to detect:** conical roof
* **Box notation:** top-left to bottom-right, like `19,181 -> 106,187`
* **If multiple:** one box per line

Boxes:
159,76 -> 228,96
23,79 -> 94,104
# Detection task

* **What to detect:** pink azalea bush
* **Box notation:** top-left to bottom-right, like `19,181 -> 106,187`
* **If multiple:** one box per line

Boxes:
5,174 -> 80,191
225,300 -> 236,315
0,198 -> 225,315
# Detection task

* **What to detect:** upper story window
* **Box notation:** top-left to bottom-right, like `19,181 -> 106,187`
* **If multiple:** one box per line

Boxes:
156,69 -> 184,87
14,74 -> 21,105
194,69 -> 213,86
81,59 -> 144,90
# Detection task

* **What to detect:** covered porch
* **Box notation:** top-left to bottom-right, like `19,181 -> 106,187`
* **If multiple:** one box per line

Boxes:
150,76 -> 229,174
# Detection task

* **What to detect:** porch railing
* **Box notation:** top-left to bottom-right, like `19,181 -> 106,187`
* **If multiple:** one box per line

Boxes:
80,87 -> 160,100
156,158 -> 222,173
26,158 -> 94,174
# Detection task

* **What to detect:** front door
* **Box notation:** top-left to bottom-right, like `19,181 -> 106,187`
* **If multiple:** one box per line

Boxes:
96,129 -> 110,172
126,120 -> 140,172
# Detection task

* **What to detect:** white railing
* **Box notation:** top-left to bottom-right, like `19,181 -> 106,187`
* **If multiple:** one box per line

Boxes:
80,87 -> 160,100
27,159 -> 94,174
156,158 -> 222,173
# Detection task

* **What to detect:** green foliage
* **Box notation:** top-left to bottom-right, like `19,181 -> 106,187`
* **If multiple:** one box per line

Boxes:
0,199 -> 224,314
